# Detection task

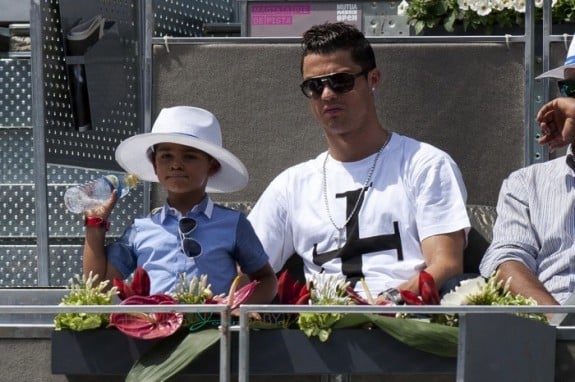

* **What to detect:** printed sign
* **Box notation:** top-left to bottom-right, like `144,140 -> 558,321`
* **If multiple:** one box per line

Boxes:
247,2 -> 362,37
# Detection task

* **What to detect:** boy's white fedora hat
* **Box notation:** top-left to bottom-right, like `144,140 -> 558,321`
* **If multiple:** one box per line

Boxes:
536,35 -> 575,80
115,106 -> 248,193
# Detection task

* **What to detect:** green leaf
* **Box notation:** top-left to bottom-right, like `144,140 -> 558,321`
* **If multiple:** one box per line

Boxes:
126,328 -> 220,382
415,20 -> 425,35
444,11 -> 457,32
334,313 -> 458,358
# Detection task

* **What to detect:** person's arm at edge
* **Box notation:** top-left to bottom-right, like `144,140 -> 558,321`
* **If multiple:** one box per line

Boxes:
496,260 -> 558,306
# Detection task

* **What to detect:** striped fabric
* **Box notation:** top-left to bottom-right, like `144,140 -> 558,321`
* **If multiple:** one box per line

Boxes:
479,149 -> 575,304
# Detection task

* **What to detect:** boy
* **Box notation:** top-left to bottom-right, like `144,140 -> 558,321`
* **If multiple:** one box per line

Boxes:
82,106 -> 277,304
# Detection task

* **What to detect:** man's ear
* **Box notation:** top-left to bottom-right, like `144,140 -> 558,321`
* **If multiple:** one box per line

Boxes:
369,68 -> 381,89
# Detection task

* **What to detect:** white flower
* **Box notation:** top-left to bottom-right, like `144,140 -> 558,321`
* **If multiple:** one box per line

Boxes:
458,0 -> 470,10
440,276 -> 486,305
397,0 -> 409,16
535,0 -> 543,8
513,0 -> 526,13
468,0 -> 479,11
474,0 -> 494,16
458,0 -> 471,11
308,273 -> 350,305
491,0 -> 505,11
500,0 -> 515,10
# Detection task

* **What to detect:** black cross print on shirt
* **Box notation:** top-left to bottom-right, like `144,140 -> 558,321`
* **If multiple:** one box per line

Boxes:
312,186 -> 404,286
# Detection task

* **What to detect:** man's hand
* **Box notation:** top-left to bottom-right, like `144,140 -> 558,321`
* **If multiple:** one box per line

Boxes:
536,97 -> 575,152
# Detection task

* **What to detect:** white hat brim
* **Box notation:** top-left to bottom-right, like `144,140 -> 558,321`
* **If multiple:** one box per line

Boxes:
536,63 -> 575,80
115,132 -> 248,193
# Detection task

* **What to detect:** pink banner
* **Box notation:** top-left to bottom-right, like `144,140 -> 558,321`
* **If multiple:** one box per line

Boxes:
251,4 -> 311,26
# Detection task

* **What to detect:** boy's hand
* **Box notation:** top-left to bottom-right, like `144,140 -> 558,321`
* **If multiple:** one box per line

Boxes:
84,189 -> 118,219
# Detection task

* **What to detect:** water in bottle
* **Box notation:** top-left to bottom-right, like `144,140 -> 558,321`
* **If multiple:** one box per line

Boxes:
64,174 -> 138,214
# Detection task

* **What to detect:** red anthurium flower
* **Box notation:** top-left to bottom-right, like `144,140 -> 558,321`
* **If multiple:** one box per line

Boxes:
113,267 -> 151,300
345,281 -> 395,317
399,271 -> 440,305
399,289 -> 424,305
113,278 -> 135,300
209,277 -> 260,310
418,270 -> 440,305
345,286 -> 391,306
277,270 -> 310,305
109,294 -> 183,339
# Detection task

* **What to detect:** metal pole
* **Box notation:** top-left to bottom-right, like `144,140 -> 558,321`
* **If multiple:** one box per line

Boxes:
219,308 -> 231,382
30,0 -> 50,286
238,306 -> 250,382
524,0 -> 545,165
138,0 -> 153,213
455,313 -> 467,381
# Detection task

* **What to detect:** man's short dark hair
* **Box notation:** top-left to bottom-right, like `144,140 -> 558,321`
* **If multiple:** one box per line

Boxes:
300,22 -> 376,74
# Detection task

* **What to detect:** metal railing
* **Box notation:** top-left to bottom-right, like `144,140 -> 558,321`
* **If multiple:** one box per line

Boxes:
0,302 -> 573,380
0,303 -> 232,382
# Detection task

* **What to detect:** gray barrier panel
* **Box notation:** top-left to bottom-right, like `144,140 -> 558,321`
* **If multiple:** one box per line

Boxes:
153,42 -> 526,206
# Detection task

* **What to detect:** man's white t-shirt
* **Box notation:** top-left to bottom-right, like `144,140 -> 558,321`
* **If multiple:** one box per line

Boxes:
248,133 -> 470,297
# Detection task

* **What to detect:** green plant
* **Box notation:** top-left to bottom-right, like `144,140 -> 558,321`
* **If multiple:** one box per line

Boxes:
399,0 -> 575,34
54,272 -> 118,331
297,273 -> 351,342
437,271 -> 548,326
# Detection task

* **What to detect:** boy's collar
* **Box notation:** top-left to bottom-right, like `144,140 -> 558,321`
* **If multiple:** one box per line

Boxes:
159,195 -> 214,222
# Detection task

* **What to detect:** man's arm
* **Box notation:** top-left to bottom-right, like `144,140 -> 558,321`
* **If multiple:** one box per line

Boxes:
244,263 -> 278,304
398,230 -> 465,293
496,260 -> 558,306
479,171 -> 556,306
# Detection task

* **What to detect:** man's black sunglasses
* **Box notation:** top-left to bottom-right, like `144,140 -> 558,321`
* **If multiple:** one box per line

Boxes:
179,217 -> 202,258
558,80 -> 575,98
300,70 -> 369,98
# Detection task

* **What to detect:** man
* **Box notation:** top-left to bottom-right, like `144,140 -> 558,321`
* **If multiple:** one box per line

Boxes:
479,38 -> 575,306
534,34 -> 575,152
247,22 -> 470,302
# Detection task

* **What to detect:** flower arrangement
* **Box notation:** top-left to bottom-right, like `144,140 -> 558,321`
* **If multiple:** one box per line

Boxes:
54,268 -> 258,381
288,270 -> 548,357
436,272 -> 548,326
398,0 -> 575,35
54,268 -> 549,378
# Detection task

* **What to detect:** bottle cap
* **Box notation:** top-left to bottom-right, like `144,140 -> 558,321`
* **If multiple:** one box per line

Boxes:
104,175 -> 119,189
126,174 -> 138,189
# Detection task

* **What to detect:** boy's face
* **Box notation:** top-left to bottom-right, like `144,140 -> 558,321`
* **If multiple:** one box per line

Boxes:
152,142 -> 219,194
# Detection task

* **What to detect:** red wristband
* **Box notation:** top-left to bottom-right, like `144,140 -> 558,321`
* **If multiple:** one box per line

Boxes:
84,217 -> 110,232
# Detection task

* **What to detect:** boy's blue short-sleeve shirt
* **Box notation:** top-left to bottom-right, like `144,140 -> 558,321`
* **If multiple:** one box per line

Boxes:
106,196 -> 269,295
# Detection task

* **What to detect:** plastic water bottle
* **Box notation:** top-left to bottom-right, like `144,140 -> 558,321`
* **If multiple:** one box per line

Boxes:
64,174 -> 138,214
